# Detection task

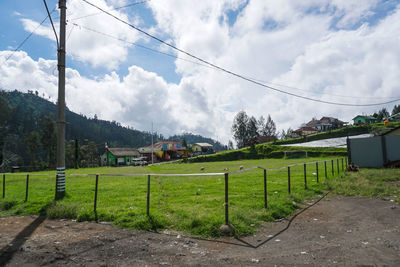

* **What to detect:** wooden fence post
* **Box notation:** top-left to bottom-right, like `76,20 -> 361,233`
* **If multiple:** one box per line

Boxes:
324,161 -> 327,179
304,164 -> 307,189
316,162 -> 319,183
342,158 -> 344,171
25,174 -> 29,202
331,160 -> 334,176
263,169 -> 267,209
94,175 -> 99,213
2,174 -> 5,199
288,167 -> 291,194
337,158 -> 340,174
147,175 -> 151,217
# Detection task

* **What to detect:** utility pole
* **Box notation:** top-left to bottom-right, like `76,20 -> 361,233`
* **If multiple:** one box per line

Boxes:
151,122 -> 154,165
56,0 -> 67,198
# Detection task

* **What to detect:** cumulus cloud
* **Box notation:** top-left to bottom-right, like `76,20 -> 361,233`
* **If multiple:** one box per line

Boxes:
3,0 -> 400,145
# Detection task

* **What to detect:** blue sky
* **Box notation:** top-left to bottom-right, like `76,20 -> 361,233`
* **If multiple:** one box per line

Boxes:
1,0 -> 400,144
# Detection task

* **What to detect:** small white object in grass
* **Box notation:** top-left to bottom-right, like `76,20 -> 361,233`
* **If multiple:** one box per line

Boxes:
267,234 -> 273,238
177,235 -> 181,239
362,241 -> 369,245
239,165 -> 244,170
313,218 -> 318,221
251,259 -> 259,263
300,251 -> 307,255
312,172 -> 317,175
320,235 -> 325,239
274,191 -> 278,194
346,230 -> 352,233
275,239 -> 281,242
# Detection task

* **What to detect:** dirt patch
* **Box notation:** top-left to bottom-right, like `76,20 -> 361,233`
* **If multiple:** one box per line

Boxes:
1,196 -> 399,266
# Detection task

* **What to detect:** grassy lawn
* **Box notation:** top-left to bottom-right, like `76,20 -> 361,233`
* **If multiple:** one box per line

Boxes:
1,157 -> 348,237
326,168 -> 400,203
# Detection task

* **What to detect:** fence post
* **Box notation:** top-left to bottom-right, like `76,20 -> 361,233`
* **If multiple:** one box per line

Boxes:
304,164 -> 307,189
55,174 -> 58,200
345,157 -> 348,168
263,169 -> 267,209
94,174 -> 99,213
342,158 -> 344,171
147,175 -> 151,217
224,173 -> 229,225
316,162 -> 319,183
288,167 -> 291,194
337,158 -> 340,174
25,174 -> 29,202
2,174 -> 5,199
331,160 -> 334,176
324,161 -> 327,179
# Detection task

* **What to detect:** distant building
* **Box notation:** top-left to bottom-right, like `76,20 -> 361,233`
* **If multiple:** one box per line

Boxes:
291,127 -> 318,138
139,141 -> 185,161
306,117 -> 345,132
353,115 -> 377,125
192,143 -> 214,155
101,147 -> 140,166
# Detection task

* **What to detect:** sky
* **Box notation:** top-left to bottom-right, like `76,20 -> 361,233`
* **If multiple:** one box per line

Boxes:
1,0 -> 400,145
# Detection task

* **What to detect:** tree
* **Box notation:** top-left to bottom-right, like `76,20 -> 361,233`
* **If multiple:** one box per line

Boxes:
227,140 -> 234,150
24,131 -> 40,170
376,108 -> 390,121
247,116 -> 259,141
285,127 -> 293,139
40,115 -> 56,169
258,114 -> 277,138
182,138 -> 188,149
279,129 -> 286,140
392,104 -> 400,115
232,111 -> 249,148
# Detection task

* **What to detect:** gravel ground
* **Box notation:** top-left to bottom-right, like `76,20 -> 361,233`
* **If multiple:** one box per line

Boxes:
1,195 -> 399,266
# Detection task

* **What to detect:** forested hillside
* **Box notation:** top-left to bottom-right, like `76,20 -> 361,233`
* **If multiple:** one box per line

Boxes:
0,90 -> 224,171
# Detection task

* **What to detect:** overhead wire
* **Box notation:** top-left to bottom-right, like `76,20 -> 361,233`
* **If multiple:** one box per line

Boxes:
72,22 -> 400,102
1,7 -> 56,66
80,0 -> 400,107
67,0 -> 150,21
42,0 -> 59,48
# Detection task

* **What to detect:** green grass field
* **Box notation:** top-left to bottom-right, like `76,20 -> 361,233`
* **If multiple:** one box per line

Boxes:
0,157 -> 353,237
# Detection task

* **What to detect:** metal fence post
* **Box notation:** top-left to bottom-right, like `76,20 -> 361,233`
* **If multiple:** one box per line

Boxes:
324,161 -> 327,179
288,167 -> 291,194
304,164 -> 307,189
337,158 -> 340,174
331,160 -> 334,176
263,169 -> 267,209
147,175 -> 151,217
316,162 -> 319,183
224,173 -> 229,225
2,174 -> 5,199
342,158 -> 344,171
25,174 -> 29,202
94,174 -> 99,213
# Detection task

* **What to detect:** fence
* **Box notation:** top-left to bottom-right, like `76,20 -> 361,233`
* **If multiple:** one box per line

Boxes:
1,158 -> 347,232
347,135 -> 400,167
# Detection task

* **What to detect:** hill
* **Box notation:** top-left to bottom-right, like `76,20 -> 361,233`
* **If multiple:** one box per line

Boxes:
0,90 -> 224,170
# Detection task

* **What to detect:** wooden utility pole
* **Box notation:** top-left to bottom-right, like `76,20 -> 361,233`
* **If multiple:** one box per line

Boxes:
56,0 -> 67,198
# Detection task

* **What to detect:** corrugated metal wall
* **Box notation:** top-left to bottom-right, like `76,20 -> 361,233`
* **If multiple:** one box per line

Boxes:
348,135 -> 400,167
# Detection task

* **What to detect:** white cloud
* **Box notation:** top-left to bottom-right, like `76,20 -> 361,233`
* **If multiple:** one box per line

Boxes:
4,0 -> 400,145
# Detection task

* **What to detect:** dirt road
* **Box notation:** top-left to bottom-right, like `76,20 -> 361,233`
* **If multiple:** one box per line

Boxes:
1,196 -> 399,266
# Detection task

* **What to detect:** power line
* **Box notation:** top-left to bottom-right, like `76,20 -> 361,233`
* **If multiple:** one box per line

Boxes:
43,0 -> 59,48
1,7 -> 56,66
67,0 -> 150,21
80,0 -> 400,107
73,22 -> 400,102
71,22 -> 216,69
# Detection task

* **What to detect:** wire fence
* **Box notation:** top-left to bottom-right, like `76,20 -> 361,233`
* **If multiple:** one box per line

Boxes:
1,157 -> 348,230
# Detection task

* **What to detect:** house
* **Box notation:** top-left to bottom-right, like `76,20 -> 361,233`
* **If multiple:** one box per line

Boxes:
101,147 -> 140,166
306,117 -> 345,132
192,143 -> 214,155
388,112 -> 400,122
139,141 -> 184,161
291,127 -> 318,138
353,115 -> 377,125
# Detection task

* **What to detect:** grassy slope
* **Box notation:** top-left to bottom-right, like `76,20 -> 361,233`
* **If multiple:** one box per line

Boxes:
0,157 -> 345,237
